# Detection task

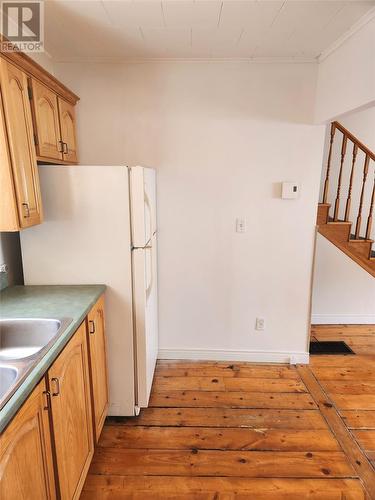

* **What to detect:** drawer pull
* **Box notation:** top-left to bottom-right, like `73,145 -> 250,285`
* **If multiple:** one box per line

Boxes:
89,320 -> 95,334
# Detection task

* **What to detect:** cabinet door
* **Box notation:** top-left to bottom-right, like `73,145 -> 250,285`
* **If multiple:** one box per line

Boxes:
0,378 -> 56,500
58,97 -> 78,163
48,322 -> 93,500
0,58 -> 42,228
31,79 -> 63,161
87,295 -> 109,442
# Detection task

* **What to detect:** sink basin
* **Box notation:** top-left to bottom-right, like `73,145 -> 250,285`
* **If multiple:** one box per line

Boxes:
0,318 -> 63,360
0,317 -> 72,409
0,365 -> 18,403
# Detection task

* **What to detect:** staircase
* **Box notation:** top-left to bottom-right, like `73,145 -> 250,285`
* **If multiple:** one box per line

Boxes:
316,121 -> 375,278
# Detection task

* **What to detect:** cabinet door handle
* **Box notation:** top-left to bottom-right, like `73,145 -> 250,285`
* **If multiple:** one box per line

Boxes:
22,203 -> 30,218
63,142 -> 69,154
89,320 -> 95,334
51,377 -> 60,396
43,390 -> 51,410
58,140 -> 64,153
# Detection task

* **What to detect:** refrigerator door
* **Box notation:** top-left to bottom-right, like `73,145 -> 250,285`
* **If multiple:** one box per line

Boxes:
130,167 -> 157,248
131,167 -> 158,408
20,165 -> 136,416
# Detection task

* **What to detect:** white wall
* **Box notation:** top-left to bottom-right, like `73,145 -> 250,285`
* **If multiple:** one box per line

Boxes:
316,15 -> 375,123
312,234 -> 375,324
54,61 -> 324,361
340,105 -> 375,151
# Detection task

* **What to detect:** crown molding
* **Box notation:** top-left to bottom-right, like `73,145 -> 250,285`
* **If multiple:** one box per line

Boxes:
318,6 -> 375,63
52,56 -> 317,65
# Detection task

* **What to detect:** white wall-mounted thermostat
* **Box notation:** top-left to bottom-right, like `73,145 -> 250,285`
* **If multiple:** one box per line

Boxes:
282,182 -> 300,199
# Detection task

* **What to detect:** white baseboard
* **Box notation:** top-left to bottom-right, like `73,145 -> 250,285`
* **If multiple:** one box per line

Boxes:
311,314 -> 375,325
158,348 -> 309,365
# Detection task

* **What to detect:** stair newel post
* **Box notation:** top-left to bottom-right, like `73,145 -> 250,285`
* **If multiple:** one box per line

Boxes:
355,154 -> 370,239
344,143 -> 358,222
322,122 -> 336,204
333,134 -> 348,221
365,171 -> 375,240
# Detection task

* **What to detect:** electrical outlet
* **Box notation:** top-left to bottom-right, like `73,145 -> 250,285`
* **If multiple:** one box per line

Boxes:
255,318 -> 265,331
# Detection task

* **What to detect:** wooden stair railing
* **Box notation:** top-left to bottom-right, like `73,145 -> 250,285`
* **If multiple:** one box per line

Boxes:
317,121 -> 375,278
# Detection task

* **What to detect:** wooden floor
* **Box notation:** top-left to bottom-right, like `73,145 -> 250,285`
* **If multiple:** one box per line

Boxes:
81,325 -> 375,499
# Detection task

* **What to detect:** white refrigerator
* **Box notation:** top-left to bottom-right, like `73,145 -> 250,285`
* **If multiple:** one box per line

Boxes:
20,165 -> 158,416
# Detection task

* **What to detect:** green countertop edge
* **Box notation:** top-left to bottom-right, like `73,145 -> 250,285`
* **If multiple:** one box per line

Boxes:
0,284 -> 106,433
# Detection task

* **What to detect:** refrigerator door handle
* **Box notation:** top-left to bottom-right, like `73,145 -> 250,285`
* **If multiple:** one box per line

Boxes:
144,192 -> 154,245
145,245 -> 153,301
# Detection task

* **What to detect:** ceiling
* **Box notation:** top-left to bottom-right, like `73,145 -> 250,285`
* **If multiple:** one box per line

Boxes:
44,0 -> 375,62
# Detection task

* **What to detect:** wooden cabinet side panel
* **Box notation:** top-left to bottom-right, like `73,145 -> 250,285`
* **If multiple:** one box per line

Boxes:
0,57 -> 42,228
49,322 -> 94,500
0,85 -> 19,231
87,294 -> 109,442
0,379 -> 56,500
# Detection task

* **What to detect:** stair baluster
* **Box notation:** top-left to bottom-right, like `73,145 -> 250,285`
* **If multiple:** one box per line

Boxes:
355,154 -> 370,239
365,173 -> 375,241
322,122 -> 336,204
333,134 -> 348,221
344,143 -> 358,222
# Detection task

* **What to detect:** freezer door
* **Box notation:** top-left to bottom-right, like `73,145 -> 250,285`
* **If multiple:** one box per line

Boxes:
130,167 -> 157,248
132,233 -> 158,407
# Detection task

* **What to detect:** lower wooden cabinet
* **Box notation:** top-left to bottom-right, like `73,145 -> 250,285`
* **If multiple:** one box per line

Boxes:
48,322 -> 94,500
0,293 -> 107,500
0,379 -> 56,500
87,295 -> 109,442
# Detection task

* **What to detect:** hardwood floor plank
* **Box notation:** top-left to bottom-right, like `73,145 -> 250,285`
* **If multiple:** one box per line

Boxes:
155,364 -> 300,379
322,381 -> 375,395
352,430 -> 375,452
149,391 -> 316,409
311,325 -> 375,335
152,376 -> 307,393
81,476 -> 366,500
309,356 -> 375,368
341,412 -> 375,430
89,448 -> 354,478
98,426 -> 341,451
329,394 -> 375,411
116,408 -> 327,429
312,367 -> 375,381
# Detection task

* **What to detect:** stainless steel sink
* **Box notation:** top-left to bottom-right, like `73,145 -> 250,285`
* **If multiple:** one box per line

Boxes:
0,364 -> 18,402
0,317 -> 72,409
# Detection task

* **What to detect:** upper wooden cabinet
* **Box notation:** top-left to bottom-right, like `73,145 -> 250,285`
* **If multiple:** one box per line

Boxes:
30,79 -> 78,164
0,59 -> 43,230
30,78 -> 63,161
87,295 -> 109,442
58,97 -> 78,163
0,378 -> 56,500
0,44 -> 79,230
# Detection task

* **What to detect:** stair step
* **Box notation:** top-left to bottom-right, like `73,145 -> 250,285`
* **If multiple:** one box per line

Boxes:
318,220 -> 351,243
316,204 -> 330,226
